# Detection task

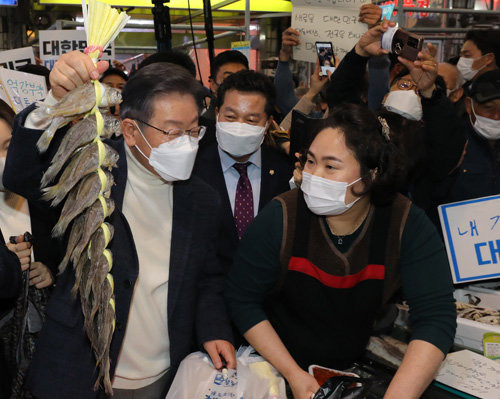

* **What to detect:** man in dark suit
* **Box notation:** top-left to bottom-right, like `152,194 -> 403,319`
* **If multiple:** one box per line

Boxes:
4,51 -> 235,399
193,70 -> 293,274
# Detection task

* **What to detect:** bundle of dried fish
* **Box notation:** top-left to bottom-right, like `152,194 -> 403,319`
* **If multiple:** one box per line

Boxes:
37,0 -> 129,394
456,302 -> 500,325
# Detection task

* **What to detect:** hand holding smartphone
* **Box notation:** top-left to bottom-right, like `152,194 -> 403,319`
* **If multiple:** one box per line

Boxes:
381,26 -> 423,62
315,42 -> 336,76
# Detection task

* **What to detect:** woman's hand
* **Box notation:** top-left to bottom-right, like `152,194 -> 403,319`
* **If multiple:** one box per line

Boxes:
355,19 -> 395,58
29,262 -> 54,289
398,43 -> 438,97
50,50 -> 109,100
288,368 -> 320,399
280,27 -> 301,62
306,61 -> 330,100
6,235 -> 31,271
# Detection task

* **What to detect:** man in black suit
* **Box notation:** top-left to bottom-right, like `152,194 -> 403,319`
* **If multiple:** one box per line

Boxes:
4,51 -> 235,399
193,70 -> 293,274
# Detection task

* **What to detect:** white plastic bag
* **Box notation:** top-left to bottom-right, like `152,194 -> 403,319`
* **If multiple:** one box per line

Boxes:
166,346 -> 286,399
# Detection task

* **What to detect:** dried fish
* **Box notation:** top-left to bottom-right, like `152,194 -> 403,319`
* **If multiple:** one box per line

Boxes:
456,302 -> 500,325
38,82 -> 121,118
58,214 -> 86,274
52,171 -> 114,238
37,115 -> 73,153
42,142 -> 119,206
84,250 -> 112,326
70,198 -> 115,266
88,223 -> 114,266
41,114 -> 121,187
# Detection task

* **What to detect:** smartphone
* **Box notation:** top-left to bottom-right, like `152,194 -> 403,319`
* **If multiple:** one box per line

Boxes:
381,26 -> 423,62
315,42 -> 336,76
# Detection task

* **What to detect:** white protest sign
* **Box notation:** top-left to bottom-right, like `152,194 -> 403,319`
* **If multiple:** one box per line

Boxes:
0,68 -> 47,113
39,30 -> 115,70
0,47 -> 35,70
292,0 -> 371,63
439,195 -> 500,284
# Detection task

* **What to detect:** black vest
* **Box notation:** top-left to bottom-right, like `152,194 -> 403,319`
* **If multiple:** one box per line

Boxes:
265,190 -> 411,370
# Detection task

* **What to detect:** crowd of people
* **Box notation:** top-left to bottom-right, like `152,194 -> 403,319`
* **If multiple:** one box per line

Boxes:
0,4 -> 499,399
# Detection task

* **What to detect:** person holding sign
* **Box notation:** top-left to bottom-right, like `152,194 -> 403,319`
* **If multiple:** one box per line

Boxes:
225,103 -> 456,399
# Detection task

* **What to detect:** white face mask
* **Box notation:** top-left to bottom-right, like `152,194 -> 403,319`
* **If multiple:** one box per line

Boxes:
0,156 -> 5,191
134,121 -> 199,182
216,120 -> 266,157
446,86 -> 459,97
383,90 -> 422,121
470,103 -> 500,141
301,172 -> 362,216
457,56 -> 485,81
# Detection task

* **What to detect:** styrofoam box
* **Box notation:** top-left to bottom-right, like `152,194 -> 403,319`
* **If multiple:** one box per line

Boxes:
454,288 -> 500,352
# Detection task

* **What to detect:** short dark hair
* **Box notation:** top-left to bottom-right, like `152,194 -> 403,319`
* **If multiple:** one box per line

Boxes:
309,104 -> 407,206
100,67 -> 128,83
137,50 -> 197,77
17,64 -> 51,89
216,70 -> 275,117
0,99 -> 15,127
465,29 -> 500,67
120,62 -> 204,122
210,50 -> 249,80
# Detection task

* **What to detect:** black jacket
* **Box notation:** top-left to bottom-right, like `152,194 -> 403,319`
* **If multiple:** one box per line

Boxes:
192,143 -> 293,274
440,118 -> 500,203
4,105 -> 233,399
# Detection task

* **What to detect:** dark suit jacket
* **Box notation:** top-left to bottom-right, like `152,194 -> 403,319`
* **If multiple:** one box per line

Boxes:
192,143 -> 293,274
4,105 -> 233,399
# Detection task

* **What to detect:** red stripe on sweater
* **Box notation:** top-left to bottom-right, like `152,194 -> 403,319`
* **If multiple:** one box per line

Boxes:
288,257 -> 385,289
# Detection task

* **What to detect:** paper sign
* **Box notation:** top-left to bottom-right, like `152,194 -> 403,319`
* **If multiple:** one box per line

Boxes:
435,350 -> 500,399
231,41 -> 251,64
0,47 -> 35,70
291,0 -> 370,62
0,68 -> 47,113
439,195 -> 500,284
39,30 -> 115,70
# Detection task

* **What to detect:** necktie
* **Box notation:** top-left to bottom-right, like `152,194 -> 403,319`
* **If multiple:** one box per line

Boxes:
233,162 -> 254,239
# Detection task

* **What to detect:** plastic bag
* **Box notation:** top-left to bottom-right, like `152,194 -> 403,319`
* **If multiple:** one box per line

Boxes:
166,346 -> 286,399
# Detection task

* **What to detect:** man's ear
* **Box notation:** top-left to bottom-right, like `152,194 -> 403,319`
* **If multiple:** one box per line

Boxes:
265,115 -> 274,135
122,118 -> 138,147
450,87 -> 464,103
484,52 -> 495,67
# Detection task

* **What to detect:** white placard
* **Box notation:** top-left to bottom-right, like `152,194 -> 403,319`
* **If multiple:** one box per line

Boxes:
435,350 -> 500,399
0,68 -> 47,113
39,30 -> 115,70
292,0 -> 370,62
0,47 -> 35,70
438,195 -> 500,284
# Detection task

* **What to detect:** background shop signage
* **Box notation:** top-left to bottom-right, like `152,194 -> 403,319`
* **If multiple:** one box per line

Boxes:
38,0 -> 293,12
378,0 -> 430,18
0,68 -> 47,113
291,0 -> 371,63
0,47 -> 35,70
439,195 -> 500,284
231,41 -> 251,63
39,30 -> 115,70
